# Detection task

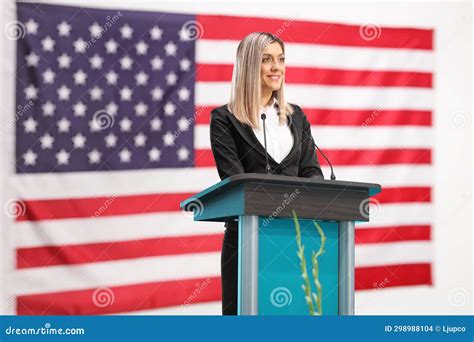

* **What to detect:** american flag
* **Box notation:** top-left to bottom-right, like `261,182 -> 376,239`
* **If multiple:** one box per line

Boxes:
9,2 -> 433,315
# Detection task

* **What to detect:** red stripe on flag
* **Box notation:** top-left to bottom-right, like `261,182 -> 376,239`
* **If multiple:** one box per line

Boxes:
17,219 -> 430,269
197,15 -> 433,50
286,67 -> 432,88
197,64 -> 233,82
374,187 -> 431,203
194,148 -> 431,167
317,149 -> 431,166
195,106 -> 216,124
16,263 -> 432,314
356,225 -> 431,244
17,234 -> 224,269
16,193 -> 194,222
16,276 -> 221,315
197,64 -> 432,88
14,186 -> 429,223
304,108 -> 432,126
196,106 -> 432,126
17,223 -> 432,268
355,263 -> 432,290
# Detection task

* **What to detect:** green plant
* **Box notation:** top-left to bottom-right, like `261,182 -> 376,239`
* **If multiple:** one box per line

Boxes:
292,210 -> 326,315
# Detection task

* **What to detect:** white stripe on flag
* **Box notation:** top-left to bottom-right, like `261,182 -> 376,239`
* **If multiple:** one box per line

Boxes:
12,168 -> 221,199
356,203 -> 433,228
12,240 -> 433,296
15,213 -> 224,248
355,241 -> 433,267
15,203 -> 431,248
195,125 -> 434,149
12,166 -> 432,199
319,165 -> 433,187
197,40 -> 434,72
11,252 -> 221,296
196,82 -> 434,110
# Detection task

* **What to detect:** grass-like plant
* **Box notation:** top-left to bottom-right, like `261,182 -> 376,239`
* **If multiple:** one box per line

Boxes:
292,210 -> 326,315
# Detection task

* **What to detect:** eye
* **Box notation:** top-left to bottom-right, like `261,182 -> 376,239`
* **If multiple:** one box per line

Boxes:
262,57 -> 270,63
279,57 -> 285,62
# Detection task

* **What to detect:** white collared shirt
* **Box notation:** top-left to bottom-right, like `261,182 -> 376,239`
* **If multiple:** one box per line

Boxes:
252,98 -> 294,164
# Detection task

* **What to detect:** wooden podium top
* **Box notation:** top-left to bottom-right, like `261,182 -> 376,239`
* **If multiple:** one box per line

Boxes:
180,173 -> 382,222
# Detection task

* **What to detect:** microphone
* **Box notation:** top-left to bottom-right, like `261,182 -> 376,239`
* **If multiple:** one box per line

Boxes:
260,113 -> 272,174
312,139 -> 336,180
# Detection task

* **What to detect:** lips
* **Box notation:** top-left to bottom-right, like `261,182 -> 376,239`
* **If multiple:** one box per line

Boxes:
267,75 -> 281,81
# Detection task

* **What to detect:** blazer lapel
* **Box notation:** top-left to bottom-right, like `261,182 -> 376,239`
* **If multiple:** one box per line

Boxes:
279,115 -> 299,165
226,111 -> 269,158
226,109 -> 300,166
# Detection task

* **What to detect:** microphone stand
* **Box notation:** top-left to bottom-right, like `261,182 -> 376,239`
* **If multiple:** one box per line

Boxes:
260,113 -> 272,174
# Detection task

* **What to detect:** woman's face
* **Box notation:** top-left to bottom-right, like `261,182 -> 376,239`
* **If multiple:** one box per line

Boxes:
260,42 -> 285,94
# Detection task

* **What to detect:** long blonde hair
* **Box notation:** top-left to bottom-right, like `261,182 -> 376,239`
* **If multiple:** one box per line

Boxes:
228,32 -> 293,128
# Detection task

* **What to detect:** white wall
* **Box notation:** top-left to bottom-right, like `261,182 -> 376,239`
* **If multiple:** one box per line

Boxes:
2,0 -> 472,315
1,0 -> 22,315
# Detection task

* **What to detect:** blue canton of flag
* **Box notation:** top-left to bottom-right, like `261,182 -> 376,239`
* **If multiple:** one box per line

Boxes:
16,3 -> 196,173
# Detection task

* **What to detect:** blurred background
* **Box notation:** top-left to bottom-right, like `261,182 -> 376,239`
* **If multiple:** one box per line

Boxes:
0,0 -> 472,315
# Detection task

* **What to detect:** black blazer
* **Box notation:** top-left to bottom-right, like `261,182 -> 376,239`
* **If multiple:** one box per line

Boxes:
210,103 -> 324,230
210,103 -> 324,180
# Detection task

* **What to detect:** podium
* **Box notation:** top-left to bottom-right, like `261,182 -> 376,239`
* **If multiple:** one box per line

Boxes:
180,174 -> 381,315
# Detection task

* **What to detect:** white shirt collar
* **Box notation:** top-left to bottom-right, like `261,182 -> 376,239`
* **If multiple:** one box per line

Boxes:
261,97 -> 278,110
258,97 -> 281,126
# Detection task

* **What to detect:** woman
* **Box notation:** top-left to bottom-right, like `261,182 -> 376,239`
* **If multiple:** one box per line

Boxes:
209,32 -> 324,315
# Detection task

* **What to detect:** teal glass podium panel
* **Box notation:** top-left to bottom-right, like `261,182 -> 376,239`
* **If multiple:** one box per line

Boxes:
179,174 -> 381,316
238,216 -> 339,315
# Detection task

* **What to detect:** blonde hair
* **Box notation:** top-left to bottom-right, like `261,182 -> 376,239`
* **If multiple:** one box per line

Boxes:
228,32 -> 294,128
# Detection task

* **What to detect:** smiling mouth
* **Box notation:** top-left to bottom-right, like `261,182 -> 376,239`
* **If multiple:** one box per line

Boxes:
267,75 -> 281,81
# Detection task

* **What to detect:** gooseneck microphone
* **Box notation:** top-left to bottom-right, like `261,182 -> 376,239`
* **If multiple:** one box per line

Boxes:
260,113 -> 272,174
312,139 -> 336,180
